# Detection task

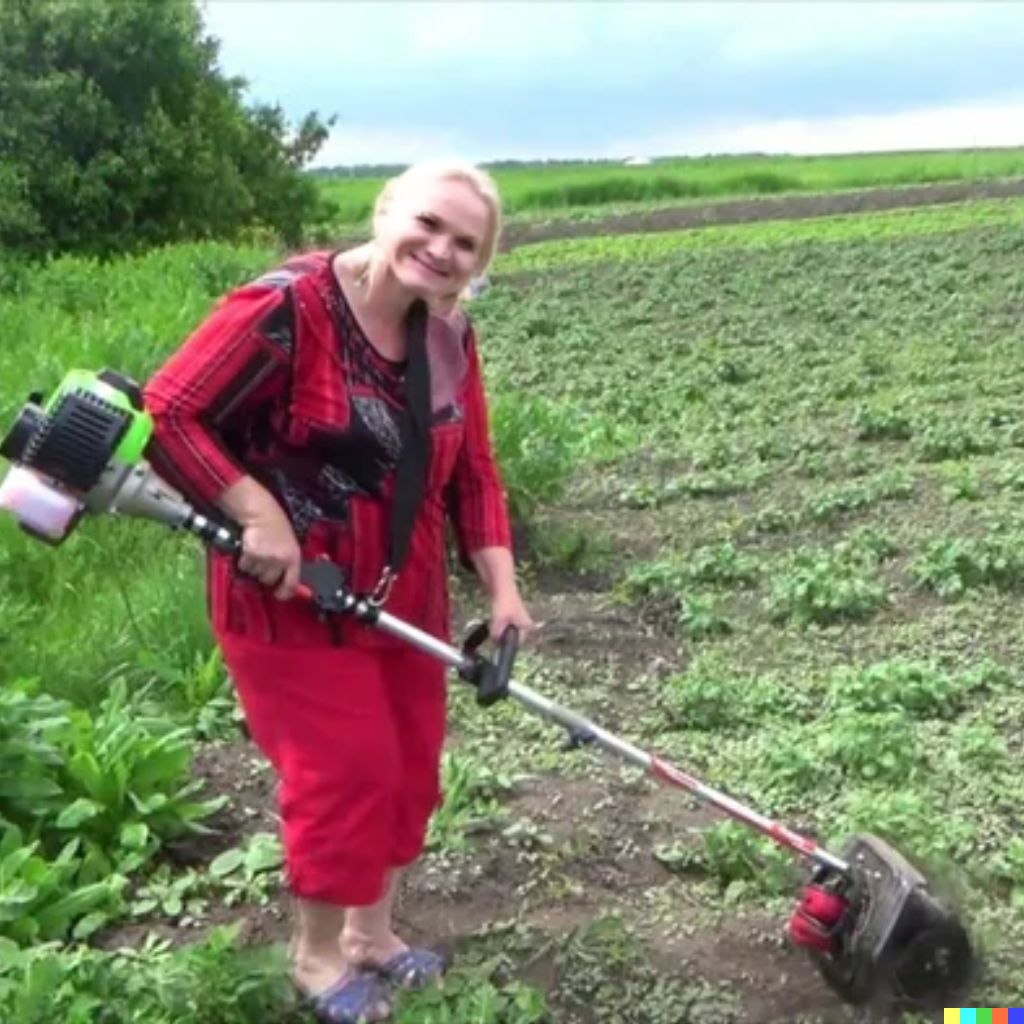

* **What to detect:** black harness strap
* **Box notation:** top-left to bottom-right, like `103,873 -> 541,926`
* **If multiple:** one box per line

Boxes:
375,299 -> 432,599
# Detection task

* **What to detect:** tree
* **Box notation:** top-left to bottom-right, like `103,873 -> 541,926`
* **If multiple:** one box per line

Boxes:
0,0 -> 335,257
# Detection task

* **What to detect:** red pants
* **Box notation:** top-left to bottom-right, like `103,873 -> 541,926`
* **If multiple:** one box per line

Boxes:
217,632 -> 448,906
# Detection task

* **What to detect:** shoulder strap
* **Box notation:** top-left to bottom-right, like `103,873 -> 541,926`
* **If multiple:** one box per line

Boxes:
376,299 -> 432,597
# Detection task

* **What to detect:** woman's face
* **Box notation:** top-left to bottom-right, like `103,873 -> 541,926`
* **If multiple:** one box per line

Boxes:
381,178 -> 491,305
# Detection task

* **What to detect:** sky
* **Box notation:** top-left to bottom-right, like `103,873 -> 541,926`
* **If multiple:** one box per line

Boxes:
199,1 -> 1024,168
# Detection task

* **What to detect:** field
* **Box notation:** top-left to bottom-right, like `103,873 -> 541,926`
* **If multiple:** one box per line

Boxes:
316,147 -> 1024,229
3,158 -> 1024,1022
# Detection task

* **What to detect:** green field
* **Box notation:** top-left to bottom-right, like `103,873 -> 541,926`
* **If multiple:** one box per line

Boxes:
3,183 -> 1024,1021
317,146 -> 1024,228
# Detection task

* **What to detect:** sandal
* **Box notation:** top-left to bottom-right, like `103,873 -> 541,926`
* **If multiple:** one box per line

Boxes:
305,971 -> 393,1023
374,947 -> 447,990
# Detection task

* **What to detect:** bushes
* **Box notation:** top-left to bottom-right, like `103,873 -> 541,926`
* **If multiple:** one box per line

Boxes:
0,679 -> 220,944
0,0 -> 333,257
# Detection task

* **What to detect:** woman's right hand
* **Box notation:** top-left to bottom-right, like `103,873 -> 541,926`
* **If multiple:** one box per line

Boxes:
218,478 -> 302,601
238,504 -> 302,600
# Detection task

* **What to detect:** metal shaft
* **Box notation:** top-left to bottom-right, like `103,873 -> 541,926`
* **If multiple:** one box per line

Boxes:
373,608 -> 851,876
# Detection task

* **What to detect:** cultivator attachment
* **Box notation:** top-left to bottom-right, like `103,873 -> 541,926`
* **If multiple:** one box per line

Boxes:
789,833 -> 973,1008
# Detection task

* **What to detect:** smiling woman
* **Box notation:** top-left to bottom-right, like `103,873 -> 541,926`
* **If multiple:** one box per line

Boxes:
142,160 -> 533,1024
341,160 -> 503,318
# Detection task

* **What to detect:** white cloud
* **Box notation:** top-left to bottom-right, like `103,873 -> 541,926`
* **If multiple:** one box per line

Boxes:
609,97 -> 1024,160
716,3 -> 985,65
311,123 -> 466,168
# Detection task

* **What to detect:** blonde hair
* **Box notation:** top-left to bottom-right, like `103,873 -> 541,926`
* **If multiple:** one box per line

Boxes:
354,159 -> 503,311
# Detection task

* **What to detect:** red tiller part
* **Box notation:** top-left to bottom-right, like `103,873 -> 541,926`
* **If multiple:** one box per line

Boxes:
788,909 -> 836,953
798,883 -> 847,926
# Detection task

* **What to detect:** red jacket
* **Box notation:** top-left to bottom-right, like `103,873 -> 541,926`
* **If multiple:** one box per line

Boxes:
143,251 -> 511,648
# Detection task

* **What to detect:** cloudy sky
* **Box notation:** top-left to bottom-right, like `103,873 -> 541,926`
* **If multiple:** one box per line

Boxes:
200,1 -> 1024,167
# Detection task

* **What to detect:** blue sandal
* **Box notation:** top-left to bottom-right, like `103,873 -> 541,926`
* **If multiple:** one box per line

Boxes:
306,971 -> 393,1023
375,947 -> 447,990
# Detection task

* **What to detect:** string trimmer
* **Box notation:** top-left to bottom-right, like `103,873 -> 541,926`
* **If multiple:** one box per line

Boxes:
0,368 -> 974,1008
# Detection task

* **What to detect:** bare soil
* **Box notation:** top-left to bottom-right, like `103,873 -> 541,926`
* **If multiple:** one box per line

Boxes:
498,177 -> 1024,250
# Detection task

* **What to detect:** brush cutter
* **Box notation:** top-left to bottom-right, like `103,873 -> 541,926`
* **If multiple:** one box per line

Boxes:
0,368 -> 974,1009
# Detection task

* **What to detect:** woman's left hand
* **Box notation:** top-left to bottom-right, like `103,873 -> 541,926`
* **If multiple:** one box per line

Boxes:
488,588 -> 536,644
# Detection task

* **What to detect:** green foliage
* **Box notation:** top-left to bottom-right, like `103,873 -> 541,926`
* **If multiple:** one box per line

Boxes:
207,833 -> 283,909
915,418 -> 995,462
619,542 -> 758,621
912,531 -> 1024,598
801,470 -> 913,525
678,593 -> 733,641
765,541 -> 888,626
0,927 -> 305,1024
826,660 -> 971,718
662,667 -> 758,732
495,198 -> 1024,274
55,679 -> 223,854
818,708 -> 919,783
394,968 -> 546,1024
680,542 -> 759,587
854,403 -> 914,441
0,677 -> 218,944
0,823 -> 124,944
0,683 -> 69,827
834,789 -> 975,869
0,0 -> 332,256
656,822 -> 793,899
427,752 -> 514,853
988,837 -> 1024,909
489,392 -> 581,528
136,647 -> 239,741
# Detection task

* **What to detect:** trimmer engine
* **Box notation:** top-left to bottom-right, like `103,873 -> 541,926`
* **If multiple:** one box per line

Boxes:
0,368 -> 235,551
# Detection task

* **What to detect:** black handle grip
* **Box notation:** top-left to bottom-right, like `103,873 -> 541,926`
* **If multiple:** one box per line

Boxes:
492,624 -> 519,699
459,622 -> 519,707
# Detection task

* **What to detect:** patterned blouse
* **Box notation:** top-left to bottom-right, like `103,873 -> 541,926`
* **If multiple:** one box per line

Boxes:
143,250 -> 511,648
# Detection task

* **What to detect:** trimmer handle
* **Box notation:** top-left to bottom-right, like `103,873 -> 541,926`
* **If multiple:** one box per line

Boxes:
201,523 -> 346,611
182,509 -> 243,556
459,622 -> 519,707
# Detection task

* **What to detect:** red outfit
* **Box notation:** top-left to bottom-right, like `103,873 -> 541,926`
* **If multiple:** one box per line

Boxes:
143,250 -> 511,903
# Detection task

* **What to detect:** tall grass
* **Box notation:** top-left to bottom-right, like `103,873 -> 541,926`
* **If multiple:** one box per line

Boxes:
0,243 -> 277,707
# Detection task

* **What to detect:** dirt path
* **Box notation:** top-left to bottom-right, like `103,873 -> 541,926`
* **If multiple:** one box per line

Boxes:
497,177 -> 1024,249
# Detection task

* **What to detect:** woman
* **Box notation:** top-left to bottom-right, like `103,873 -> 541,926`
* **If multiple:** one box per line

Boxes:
144,160 -> 534,1022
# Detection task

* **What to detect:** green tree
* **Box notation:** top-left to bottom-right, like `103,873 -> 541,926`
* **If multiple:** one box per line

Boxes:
0,0 -> 335,256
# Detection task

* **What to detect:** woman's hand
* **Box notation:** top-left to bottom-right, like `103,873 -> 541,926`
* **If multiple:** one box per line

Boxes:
219,478 -> 302,600
239,511 -> 302,600
488,587 -> 536,644
468,546 -> 536,643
